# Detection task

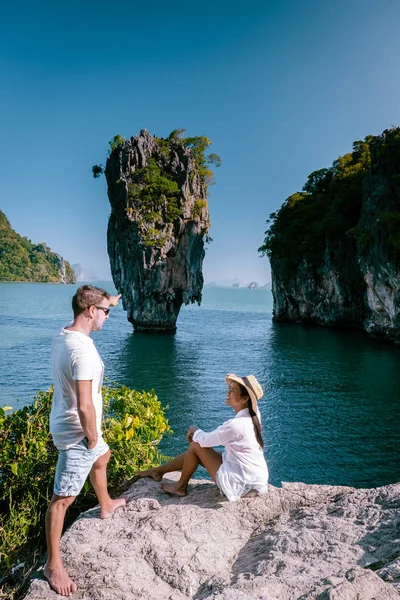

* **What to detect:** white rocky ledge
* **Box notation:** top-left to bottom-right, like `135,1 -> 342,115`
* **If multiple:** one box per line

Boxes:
25,475 -> 400,599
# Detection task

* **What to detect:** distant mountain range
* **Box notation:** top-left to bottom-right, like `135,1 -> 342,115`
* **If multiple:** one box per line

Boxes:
71,264 -> 100,282
205,278 -> 271,289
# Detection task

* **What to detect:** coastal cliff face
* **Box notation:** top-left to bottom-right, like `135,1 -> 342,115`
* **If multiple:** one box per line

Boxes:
25,475 -> 400,599
271,241 -> 366,329
104,130 -> 213,332
263,128 -> 400,342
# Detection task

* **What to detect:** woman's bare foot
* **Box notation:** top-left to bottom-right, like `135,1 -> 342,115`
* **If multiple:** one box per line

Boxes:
136,467 -> 163,482
44,562 -> 77,596
160,481 -> 187,497
100,497 -> 126,519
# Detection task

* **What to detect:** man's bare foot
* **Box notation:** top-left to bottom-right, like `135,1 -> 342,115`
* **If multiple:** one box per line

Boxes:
44,562 -> 77,597
100,497 -> 126,519
160,482 -> 187,497
136,467 -> 163,482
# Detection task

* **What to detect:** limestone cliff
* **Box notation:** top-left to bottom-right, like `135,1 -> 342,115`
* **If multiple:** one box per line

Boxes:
260,127 -> 400,342
0,210 -> 76,283
25,475 -> 400,599
98,130 -> 218,332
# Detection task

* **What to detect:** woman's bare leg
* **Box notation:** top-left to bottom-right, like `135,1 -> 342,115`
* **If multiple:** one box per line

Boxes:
137,453 -> 187,481
161,442 -> 222,496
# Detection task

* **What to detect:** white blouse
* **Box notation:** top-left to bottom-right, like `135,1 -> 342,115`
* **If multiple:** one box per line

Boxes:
192,408 -> 269,501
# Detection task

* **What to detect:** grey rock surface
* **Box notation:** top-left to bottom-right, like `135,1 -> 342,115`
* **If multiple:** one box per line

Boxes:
25,475 -> 400,600
105,130 -> 211,332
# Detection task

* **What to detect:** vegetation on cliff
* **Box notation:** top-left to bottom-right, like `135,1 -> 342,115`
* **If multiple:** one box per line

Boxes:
0,384 -> 171,598
0,211 -> 76,283
259,127 -> 400,278
91,129 -> 220,331
92,130 -> 221,248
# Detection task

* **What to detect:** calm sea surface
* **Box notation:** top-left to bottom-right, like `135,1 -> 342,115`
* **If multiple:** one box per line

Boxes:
0,282 -> 399,488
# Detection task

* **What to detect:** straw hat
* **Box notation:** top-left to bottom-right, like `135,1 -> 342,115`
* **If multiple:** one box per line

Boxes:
225,373 -> 263,413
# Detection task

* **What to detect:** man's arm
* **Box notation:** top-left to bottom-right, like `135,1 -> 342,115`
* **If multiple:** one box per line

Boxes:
76,380 -> 98,448
108,294 -> 121,307
192,420 -> 238,448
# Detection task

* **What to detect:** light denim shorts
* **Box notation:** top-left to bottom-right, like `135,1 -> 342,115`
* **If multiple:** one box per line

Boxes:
54,437 -> 109,497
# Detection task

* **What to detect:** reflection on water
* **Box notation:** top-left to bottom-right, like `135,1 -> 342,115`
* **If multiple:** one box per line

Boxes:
0,282 -> 399,488
262,323 -> 400,487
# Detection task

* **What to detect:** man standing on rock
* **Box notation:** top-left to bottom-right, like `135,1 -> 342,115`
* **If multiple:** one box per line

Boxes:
44,285 -> 126,597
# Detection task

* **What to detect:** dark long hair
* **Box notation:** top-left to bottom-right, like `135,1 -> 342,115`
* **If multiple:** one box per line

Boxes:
238,383 -> 264,449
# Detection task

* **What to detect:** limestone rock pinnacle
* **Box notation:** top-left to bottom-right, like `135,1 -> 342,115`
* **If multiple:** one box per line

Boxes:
104,130 -> 215,332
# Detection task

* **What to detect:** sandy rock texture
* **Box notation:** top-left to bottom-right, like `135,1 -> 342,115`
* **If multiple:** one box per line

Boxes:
26,475 -> 400,599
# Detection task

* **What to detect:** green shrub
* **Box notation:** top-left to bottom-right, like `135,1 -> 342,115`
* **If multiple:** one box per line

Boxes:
0,384 -> 171,596
101,385 -> 171,487
141,227 -> 169,248
191,199 -> 208,219
377,211 -> 400,257
258,138 -> 371,277
259,128 -> 400,280
108,134 -> 126,152
92,164 -> 104,178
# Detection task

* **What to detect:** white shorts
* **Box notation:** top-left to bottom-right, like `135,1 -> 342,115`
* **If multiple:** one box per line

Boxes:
54,437 -> 109,497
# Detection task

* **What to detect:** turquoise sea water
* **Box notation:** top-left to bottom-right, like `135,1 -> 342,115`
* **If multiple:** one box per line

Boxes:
0,282 -> 399,488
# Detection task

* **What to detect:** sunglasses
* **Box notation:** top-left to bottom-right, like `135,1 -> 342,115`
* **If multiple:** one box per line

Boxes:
95,305 -> 110,316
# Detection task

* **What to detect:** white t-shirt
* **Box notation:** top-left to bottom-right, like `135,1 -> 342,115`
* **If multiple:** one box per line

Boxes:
50,325 -> 104,450
192,408 -> 269,501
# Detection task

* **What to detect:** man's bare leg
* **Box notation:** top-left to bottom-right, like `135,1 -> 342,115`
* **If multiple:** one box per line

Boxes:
137,453 -> 187,481
89,450 -> 126,519
161,443 -> 222,497
44,494 -> 77,597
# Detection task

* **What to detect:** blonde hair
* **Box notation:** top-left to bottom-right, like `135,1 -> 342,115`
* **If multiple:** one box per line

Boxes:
72,285 -> 110,317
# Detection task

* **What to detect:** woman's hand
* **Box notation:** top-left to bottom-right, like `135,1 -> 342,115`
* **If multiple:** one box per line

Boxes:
186,426 -> 198,443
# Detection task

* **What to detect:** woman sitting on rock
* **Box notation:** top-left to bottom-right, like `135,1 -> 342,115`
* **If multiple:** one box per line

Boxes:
138,374 -> 269,501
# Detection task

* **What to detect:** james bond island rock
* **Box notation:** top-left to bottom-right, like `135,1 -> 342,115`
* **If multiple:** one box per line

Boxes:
25,475 -> 400,600
93,129 -> 220,332
259,127 -> 400,342
0,210 -> 76,283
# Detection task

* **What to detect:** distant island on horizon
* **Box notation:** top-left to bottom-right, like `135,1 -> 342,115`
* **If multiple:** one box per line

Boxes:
205,278 -> 271,289
0,210 -> 76,284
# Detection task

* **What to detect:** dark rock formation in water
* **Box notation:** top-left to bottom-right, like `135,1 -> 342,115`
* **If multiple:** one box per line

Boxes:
102,130 -> 216,332
260,127 -> 400,342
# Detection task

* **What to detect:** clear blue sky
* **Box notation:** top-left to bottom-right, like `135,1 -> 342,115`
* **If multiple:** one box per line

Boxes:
1,0 -> 400,283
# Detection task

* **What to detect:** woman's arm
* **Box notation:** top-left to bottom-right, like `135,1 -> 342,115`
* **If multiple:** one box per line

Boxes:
192,420 -> 238,448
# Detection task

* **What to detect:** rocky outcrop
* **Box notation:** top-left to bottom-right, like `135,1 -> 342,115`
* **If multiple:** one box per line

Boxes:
266,128 -> 400,342
54,255 -> 68,284
104,130 -> 212,332
26,474 -> 400,599
271,242 -> 366,330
